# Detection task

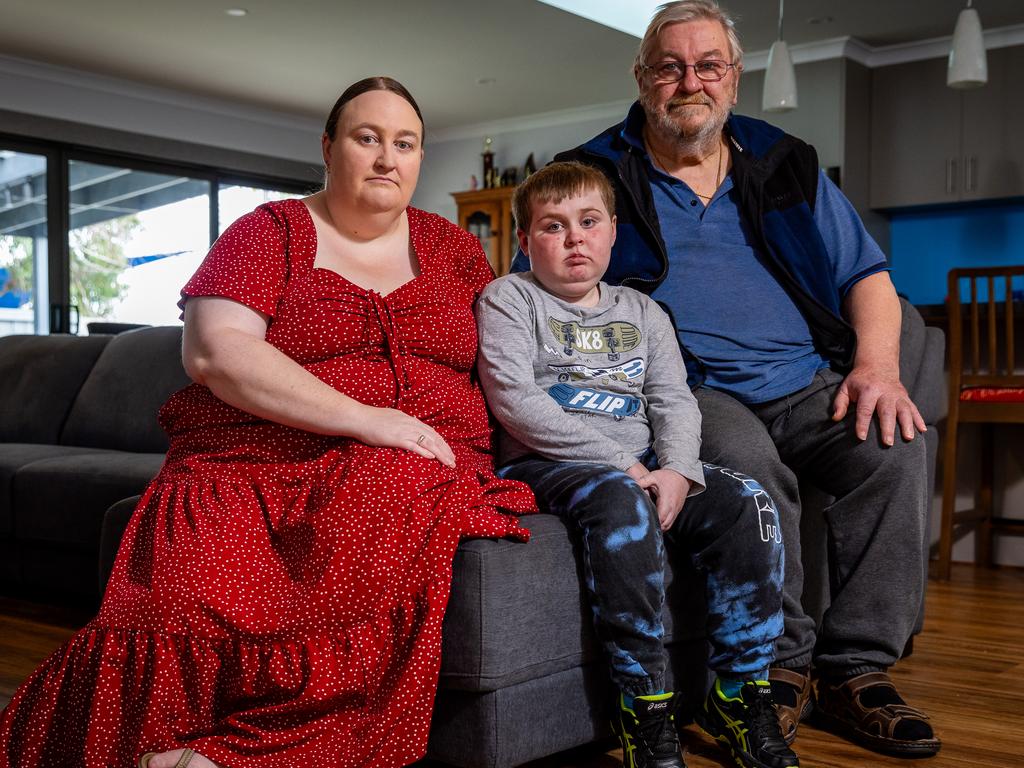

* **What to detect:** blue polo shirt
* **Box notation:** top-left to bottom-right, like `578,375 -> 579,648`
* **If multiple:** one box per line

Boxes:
621,121 -> 887,404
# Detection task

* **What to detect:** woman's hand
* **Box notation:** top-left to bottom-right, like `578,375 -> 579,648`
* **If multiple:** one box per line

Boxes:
351,406 -> 456,467
183,298 -> 455,467
637,469 -> 691,531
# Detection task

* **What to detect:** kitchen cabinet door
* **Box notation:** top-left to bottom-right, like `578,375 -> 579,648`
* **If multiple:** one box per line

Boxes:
870,57 -> 962,209
960,45 -> 1024,202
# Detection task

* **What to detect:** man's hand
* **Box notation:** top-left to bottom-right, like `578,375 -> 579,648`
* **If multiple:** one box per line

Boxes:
832,365 -> 926,445
637,469 -> 691,531
836,272 -> 926,446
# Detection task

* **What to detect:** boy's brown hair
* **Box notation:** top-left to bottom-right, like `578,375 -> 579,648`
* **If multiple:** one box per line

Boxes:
512,161 -> 616,232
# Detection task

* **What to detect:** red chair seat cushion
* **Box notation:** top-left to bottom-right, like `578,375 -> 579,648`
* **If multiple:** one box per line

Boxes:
960,387 -> 1024,403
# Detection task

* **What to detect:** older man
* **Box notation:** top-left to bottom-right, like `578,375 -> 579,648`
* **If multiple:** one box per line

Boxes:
524,0 -> 940,762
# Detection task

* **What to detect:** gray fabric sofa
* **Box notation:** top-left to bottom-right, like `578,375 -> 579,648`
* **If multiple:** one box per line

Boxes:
13,298 -> 945,768
0,326 -> 189,604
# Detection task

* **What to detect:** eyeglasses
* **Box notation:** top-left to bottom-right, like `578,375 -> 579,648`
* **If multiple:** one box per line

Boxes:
642,59 -> 737,83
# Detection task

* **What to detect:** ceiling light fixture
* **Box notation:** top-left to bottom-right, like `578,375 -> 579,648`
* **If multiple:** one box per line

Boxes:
947,0 -> 987,89
762,0 -> 797,112
224,8 -> 248,18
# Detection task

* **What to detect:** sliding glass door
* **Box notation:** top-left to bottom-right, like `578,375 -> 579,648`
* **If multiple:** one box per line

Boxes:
0,149 -> 49,336
0,133 -> 311,336
217,182 -> 299,236
68,159 -> 211,331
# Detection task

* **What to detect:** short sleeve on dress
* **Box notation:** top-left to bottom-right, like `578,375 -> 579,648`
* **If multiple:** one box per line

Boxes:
452,224 -> 496,297
179,204 -> 289,317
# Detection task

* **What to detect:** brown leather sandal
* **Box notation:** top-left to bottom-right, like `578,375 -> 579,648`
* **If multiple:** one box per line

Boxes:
768,667 -> 814,745
815,671 -> 941,757
138,748 -> 195,768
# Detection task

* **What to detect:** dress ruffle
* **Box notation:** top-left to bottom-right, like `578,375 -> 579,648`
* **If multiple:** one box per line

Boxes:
1,449 -> 534,768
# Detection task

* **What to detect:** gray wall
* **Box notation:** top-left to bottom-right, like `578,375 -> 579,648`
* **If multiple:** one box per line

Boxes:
413,105 -> 629,223
733,58 -> 845,169
0,54 -> 322,180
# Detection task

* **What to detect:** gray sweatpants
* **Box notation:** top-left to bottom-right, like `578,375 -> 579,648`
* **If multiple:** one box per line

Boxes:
695,368 -> 928,677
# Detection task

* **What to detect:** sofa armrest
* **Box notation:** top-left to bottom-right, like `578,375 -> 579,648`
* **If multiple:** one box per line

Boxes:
98,495 -> 140,596
899,298 -> 946,427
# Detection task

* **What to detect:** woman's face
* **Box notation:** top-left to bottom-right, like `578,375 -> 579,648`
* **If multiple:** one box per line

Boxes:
322,90 -> 424,214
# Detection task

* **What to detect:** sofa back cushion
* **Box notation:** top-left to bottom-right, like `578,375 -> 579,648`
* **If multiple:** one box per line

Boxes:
0,334 -> 112,444
60,326 -> 191,453
898,298 -> 946,426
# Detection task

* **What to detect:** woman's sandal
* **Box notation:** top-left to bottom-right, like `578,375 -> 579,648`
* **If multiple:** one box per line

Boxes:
815,671 -> 941,757
138,747 -> 195,768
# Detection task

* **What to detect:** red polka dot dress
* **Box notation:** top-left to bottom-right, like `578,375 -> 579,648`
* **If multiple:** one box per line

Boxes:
0,200 -> 537,768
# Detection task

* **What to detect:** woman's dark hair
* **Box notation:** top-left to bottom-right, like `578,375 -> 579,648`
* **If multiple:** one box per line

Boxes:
323,76 -> 425,144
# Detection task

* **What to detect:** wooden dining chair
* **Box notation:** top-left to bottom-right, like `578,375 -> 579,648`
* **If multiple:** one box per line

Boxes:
938,266 -> 1024,579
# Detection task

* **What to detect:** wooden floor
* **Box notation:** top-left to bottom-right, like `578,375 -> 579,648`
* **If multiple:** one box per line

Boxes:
2,564 -> 1022,767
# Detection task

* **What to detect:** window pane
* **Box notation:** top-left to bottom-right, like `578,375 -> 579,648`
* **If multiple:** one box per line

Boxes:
69,160 -> 210,333
0,150 -> 48,336
218,183 -> 300,235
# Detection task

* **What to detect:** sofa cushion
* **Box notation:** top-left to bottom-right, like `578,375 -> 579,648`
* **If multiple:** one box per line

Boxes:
60,326 -> 191,453
439,513 -> 705,692
429,640 -> 711,768
12,452 -> 164,548
0,334 -> 111,444
898,299 -> 946,426
0,444 -> 115,538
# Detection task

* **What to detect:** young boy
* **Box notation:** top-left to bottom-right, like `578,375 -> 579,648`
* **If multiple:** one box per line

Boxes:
476,162 -> 798,768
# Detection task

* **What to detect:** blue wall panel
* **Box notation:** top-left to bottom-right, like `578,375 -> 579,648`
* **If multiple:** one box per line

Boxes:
889,201 -> 1024,305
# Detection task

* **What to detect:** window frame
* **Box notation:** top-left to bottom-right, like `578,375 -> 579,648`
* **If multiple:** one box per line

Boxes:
1,130 -> 314,333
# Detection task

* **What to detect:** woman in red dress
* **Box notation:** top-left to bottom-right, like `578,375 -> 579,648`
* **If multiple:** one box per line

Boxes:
0,77 -> 535,768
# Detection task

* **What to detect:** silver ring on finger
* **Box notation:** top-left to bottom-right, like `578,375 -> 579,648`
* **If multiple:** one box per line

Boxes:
416,434 -> 426,446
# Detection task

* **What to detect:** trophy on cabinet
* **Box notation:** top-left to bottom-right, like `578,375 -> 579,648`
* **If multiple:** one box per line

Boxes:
482,136 -> 495,189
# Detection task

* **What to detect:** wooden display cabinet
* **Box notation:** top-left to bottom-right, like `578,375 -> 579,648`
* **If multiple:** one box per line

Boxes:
452,187 -> 516,275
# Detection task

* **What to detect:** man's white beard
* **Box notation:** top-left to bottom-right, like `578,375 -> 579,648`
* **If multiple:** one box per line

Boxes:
640,91 -> 727,152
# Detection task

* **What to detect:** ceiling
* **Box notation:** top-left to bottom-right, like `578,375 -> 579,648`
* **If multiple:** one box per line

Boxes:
1,0 -> 1023,133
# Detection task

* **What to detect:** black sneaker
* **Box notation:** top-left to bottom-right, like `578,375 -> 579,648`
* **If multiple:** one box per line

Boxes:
612,692 -> 687,768
696,680 -> 800,768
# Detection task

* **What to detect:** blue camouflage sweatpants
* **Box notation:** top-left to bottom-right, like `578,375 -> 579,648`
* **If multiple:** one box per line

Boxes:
499,455 -> 785,697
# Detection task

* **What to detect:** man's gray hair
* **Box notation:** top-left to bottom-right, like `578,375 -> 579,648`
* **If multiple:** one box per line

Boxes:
633,0 -> 744,77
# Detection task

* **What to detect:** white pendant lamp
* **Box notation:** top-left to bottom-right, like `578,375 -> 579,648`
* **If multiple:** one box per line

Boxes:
948,0 -> 987,89
762,0 -> 798,112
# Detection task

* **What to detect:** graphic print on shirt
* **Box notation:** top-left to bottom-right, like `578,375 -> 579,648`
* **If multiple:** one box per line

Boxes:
547,317 -> 641,361
549,357 -> 646,384
548,383 -> 641,418
544,315 -> 644,419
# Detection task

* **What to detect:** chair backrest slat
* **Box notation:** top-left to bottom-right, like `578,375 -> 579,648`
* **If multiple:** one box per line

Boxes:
987,276 -> 997,373
1007,278 -> 1015,373
971,278 -> 980,374
948,265 -> 1024,389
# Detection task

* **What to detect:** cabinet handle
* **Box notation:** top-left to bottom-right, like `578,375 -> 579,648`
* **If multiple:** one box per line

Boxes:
965,155 -> 977,193
946,157 -> 957,195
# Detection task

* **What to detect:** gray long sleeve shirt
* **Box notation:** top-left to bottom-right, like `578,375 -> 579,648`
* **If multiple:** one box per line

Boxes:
477,272 -> 704,492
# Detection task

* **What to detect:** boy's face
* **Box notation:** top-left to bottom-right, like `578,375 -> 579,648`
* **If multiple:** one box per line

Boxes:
518,187 -> 616,306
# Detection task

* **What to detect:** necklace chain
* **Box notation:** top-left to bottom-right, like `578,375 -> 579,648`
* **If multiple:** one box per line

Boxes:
648,138 -> 724,202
